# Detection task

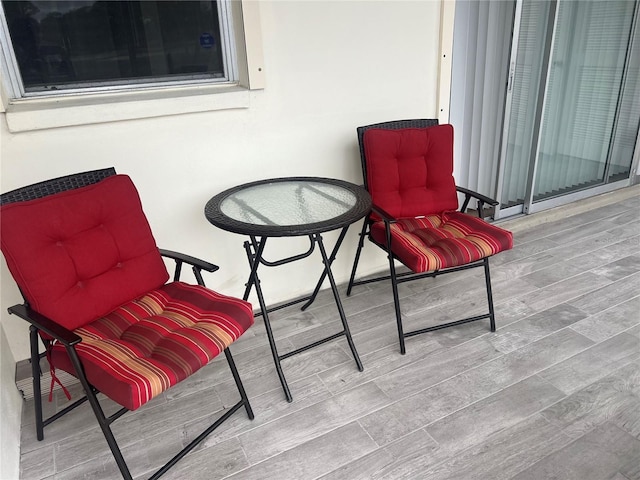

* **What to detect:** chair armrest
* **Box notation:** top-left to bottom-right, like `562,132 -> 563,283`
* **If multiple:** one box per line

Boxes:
159,249 -> 220,273
371,203 -> 397,223
160,249 -> 219,285
8,304 -> 81,347
456,186 -> 499,218
456,186 -> 499,206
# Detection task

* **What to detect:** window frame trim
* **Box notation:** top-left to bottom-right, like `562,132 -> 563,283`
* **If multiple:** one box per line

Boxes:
0,2 -> 23,97
0,0 -> 240,98
0,0 -> 265,132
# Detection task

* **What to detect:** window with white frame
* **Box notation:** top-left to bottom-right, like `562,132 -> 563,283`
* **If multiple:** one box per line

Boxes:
0,0 -> 238,98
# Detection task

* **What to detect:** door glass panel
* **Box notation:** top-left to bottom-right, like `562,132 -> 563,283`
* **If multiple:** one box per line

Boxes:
608,15 -> 640,184
533,0 -> 638,202
500,0 -> 551,209
498,0 -> 639,216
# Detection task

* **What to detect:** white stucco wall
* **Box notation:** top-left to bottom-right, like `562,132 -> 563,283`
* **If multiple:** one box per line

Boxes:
0,323 -> 21,480
0,1 -> 445,364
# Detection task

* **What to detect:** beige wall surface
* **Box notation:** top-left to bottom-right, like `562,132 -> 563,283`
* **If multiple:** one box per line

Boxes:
0,323 -> 21,480
0,0 -> 444,362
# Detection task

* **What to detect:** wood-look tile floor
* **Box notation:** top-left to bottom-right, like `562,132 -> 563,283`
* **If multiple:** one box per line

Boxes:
19,193 -> 640,480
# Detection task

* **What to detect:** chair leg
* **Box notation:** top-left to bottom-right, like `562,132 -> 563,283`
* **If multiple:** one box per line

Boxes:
65,346 -> 134,480
224,348 -> 254,420
483,257 -> 496,332
389,255 -> 405,354
383,223 -> 406,354
148,349 -> 255,480
346,219 -> 368,296
192,264 -> 254,417
34,344 -> 251,480
29,327 -> 45,441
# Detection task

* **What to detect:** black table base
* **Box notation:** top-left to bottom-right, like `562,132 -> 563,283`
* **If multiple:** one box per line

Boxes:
242,228 -> 363,402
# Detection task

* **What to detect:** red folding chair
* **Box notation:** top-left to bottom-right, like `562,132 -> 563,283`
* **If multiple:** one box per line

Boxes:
347,120 -> 513,353
1,168 -> 254,479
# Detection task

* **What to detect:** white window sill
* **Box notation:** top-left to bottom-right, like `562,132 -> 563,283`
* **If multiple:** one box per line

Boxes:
3,84 -> 250,133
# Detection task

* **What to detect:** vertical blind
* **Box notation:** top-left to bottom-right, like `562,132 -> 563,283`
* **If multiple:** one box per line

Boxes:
449,0 -> 514,203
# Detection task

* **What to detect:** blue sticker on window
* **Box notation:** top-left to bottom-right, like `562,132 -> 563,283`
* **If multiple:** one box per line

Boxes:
200,33 -> 215,49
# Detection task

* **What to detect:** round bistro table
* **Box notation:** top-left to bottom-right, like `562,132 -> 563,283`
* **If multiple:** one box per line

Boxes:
205,177 -> 372,402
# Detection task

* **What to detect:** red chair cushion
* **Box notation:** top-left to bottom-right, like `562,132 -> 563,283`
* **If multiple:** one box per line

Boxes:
50,282 -> 254,410
363,124 -> 459,219
0,175 -> 169,331
370,212 -> 513,273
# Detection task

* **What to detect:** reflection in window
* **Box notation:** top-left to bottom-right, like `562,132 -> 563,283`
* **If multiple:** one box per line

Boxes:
2,1 -> 227,92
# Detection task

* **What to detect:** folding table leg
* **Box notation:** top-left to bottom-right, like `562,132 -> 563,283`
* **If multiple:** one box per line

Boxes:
242,238 -> 293,403
314,233 -> 363,372
347,219 -> 369,296
302,226 -> 350,310
242,232 -> 364,402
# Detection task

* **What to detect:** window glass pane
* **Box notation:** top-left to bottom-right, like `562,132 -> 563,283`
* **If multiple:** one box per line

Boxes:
2,0 -> 225,91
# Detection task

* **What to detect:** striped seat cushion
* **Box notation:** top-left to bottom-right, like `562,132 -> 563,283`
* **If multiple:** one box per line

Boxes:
370,212 -> 513,273
50,282 -> 253,411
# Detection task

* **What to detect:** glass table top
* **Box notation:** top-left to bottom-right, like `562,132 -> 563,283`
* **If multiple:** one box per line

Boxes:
220,180 -> 356,226
205,177 -> 371,237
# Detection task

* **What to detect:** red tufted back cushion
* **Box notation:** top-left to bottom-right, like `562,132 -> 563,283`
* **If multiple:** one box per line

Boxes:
363,124 -> 459,218
1,175 -> 169,331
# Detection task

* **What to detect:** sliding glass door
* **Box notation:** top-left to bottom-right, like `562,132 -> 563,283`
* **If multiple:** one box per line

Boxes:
496,0 -> 640,218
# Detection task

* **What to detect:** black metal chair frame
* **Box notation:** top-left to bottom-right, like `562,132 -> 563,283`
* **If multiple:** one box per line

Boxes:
1,168 -> 254,480
346,120 -> 501,354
